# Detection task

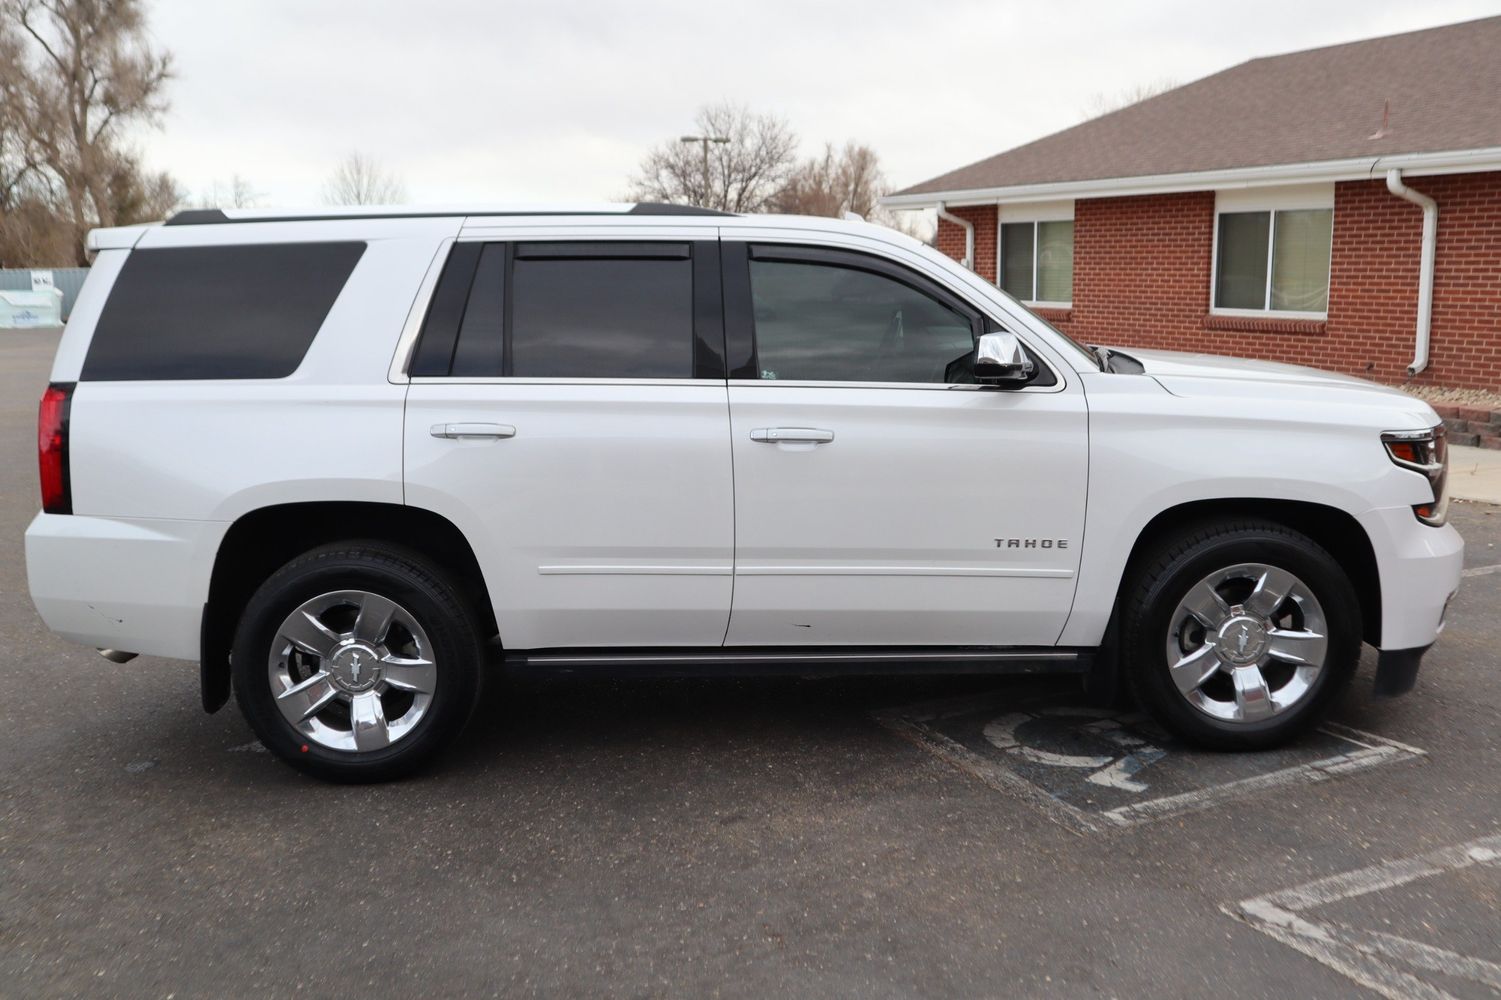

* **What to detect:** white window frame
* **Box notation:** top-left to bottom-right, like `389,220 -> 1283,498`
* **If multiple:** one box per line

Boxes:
996,200 -> 1074,308
1210,184 -> 1334,320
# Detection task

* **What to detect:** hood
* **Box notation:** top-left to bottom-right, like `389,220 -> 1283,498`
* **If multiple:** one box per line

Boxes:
1114,347 -> 1396,391
1101,346 -> 1438,427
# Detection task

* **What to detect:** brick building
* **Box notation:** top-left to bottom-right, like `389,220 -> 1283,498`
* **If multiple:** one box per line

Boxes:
883,17 -> 1501,390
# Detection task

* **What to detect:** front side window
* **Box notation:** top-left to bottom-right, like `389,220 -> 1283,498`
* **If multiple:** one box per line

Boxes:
1000,220 -> 1073,304
1214,208 -> 1333,314
749,258 -> 977,383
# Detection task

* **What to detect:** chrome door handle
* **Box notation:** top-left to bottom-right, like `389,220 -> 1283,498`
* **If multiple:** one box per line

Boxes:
749,427 -> 835,444
429,422 -> 517,440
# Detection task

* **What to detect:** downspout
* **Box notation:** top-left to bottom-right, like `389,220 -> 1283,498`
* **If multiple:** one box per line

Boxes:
935,201 -> 974,270
1384,169 -> 1437,376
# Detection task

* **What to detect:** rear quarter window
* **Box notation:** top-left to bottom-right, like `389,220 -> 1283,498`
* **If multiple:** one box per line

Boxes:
81,242 -> 365,380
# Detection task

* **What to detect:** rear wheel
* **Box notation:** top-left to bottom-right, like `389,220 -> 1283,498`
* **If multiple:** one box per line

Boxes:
231,542 -> 483,781
1120,520 -> 1361,750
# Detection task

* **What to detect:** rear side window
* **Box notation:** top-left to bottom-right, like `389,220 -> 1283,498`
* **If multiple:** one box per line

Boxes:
413,241 -> 713,380
511,244 -> 691,378
82,242 -> 365,380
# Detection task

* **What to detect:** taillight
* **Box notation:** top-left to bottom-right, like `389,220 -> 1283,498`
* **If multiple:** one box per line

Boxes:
38,382 -> 73,515
1382,425 -> 1448,526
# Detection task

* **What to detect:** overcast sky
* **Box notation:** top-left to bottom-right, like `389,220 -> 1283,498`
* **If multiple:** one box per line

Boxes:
140,0 -> 1501,211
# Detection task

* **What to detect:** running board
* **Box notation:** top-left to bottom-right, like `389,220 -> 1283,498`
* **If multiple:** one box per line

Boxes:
500,647 -> 1090,679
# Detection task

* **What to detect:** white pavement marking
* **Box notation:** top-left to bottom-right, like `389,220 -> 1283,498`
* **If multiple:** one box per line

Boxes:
1227,833 -> 1501,1000
872,692 -> 1425,835
1461,563 -> 1501,578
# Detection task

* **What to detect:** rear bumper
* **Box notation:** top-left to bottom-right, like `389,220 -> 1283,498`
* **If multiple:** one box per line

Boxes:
24,512 -> 224,661
1357,505 -> 1464,651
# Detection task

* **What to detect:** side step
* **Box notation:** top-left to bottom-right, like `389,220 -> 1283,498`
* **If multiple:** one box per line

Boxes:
500,647 -> 1090,679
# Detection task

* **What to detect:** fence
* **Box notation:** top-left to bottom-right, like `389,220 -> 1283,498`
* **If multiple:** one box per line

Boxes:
0,267 -> 89,321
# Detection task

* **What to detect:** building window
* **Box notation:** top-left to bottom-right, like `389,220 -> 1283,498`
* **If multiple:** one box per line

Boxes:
1213,207 -> 1333,315
1000,219 -> 1073,305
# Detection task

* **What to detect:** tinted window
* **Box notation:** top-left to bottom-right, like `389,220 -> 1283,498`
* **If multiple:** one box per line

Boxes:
449,243 -> 507,377
749,259 -> 975,383
409,242 -> 481,377
83,242 -> 364,380
510,251 -> 693,378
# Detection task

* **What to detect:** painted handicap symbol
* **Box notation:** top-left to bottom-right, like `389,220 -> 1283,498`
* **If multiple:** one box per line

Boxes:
983,706 -> 1169,793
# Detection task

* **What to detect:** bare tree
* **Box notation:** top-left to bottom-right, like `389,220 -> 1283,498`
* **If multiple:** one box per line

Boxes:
1,0 -> 172,262
108,153 -> 181,222
322,152 -> 407,206
198,173 -> 262,209
1079,78 -> 1179,121
629,103 -> 798,213
772,142 -> 886,218
0,24 -> 39,213
771,141 -> 925,239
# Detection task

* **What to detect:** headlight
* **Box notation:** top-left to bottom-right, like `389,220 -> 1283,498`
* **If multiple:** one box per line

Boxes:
1382,425 -> 1448,526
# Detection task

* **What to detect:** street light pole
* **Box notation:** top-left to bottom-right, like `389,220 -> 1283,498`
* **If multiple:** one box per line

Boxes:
680,134 -> 730,209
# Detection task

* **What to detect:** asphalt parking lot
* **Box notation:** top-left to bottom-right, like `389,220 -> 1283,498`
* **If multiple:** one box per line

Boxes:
3,326 -> 1499,999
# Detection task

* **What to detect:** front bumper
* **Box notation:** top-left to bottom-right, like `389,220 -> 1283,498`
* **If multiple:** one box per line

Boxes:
1357,505 -> 1464,652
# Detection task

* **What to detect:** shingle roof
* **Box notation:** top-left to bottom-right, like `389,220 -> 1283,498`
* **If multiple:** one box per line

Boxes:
894,16 -> 1501,198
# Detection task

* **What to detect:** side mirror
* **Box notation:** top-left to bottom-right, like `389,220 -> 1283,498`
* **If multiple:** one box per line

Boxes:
973,332 -> 1034,385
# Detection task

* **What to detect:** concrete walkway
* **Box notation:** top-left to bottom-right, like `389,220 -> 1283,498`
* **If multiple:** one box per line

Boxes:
1448,444 -> 1501,504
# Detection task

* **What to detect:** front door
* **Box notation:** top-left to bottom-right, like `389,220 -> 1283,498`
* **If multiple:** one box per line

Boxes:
403,238 -> 734,649
721,241 -> 1088,647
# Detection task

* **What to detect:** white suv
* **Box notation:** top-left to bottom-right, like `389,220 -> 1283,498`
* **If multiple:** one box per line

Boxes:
26,204 -> 1463,781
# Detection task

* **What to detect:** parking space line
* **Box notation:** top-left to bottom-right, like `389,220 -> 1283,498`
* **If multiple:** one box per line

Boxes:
1461,563 -> 1501,578
1227,833 -> 1501,1000
1101,739 -> 1418,828
874,694 -> 1426,835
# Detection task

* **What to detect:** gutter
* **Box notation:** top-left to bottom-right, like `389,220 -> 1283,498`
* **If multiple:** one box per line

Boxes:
1384,169 -> 1437,377
934,201 -> 974,270
879,144 -> 1501,210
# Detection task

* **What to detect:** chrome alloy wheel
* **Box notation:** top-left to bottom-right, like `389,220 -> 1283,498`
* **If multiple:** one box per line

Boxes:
268,590 -> 438,752
1163,563 -> 1329,724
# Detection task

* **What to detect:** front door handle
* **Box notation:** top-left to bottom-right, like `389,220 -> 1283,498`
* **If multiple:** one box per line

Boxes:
430,422 -> 517,440
749,427 -> 835,444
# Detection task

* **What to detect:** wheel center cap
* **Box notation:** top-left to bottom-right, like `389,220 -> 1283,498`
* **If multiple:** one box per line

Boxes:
327,641 -> 382,692
1217,615 -> 1268,665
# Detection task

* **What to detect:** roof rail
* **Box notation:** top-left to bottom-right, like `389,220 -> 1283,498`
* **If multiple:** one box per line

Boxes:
162,203 -> 732,226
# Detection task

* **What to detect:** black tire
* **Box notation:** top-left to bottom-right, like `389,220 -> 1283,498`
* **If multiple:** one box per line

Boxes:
231,541 -> 484,782
1119,519 -> 1361,750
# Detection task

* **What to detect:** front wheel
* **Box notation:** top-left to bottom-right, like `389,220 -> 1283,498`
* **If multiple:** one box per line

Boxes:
1120,520 -> 1361,750
231,542 -> 484,782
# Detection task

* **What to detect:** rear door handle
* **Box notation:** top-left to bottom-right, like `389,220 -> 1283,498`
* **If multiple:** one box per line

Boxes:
429,422 -> 516,440
749,427 -> 835,444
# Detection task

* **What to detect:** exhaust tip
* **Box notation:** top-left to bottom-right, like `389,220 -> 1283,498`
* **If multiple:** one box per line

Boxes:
98,648 -> 138,664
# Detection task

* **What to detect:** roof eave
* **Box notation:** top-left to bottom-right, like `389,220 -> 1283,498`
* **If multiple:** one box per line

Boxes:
881,145 -> 1501,209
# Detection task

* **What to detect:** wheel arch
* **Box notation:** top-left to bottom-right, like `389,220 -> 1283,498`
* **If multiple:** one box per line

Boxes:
1116,498 -> 1381,647
200,501 -> 497,713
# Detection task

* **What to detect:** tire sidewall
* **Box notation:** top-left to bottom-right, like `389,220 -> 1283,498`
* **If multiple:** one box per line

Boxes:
232,548 -> 481,781
1127,530 -> 1361,748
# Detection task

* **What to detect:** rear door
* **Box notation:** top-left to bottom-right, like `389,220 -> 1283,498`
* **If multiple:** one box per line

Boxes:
403,236 -> 734,649
721,240 -> 1089,647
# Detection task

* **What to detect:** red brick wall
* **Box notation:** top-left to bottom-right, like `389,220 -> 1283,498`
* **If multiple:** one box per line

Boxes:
931,171 -> 1501,389
1361,172 -> 1501,389
934,206 -> 996,286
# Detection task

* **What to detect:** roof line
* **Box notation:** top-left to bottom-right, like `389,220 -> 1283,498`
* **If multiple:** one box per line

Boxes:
880,146 -> 1501,209
162,202 -> 731,226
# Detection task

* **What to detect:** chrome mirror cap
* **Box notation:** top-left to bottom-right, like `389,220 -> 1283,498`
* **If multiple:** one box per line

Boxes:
974,332 -> 1034,383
